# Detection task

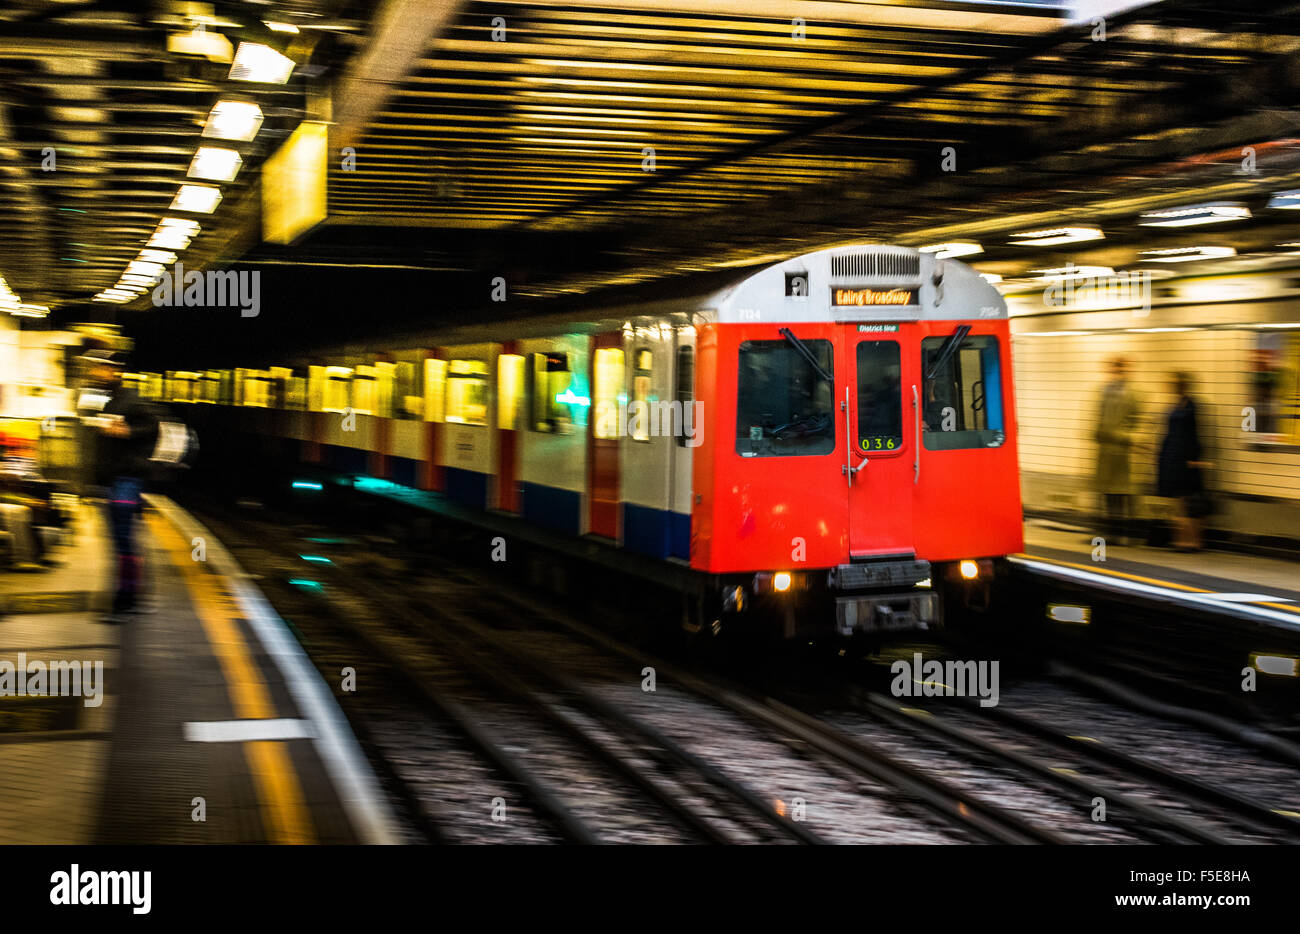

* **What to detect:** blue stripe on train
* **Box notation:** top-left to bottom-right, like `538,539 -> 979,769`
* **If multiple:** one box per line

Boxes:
444,466 -> 488,510
323,444 -> 368,475
521,481 -> 581,535
671,510 -> 690,561
624,502 -> 691,560
389,456 -> 419,489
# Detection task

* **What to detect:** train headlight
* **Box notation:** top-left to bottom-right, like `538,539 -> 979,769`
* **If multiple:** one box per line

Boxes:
959,560 -> 979,581
773,572 -> 792,593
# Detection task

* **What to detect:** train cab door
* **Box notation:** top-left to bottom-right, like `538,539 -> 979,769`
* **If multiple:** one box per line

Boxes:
844,328 -> 916,558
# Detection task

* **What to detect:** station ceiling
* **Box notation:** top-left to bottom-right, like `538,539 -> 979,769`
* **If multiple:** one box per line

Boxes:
4,0 -> 1300,345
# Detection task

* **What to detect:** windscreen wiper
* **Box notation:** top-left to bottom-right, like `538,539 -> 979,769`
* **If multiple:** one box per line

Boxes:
924,324 -> 972,381
778,327 -> 832,382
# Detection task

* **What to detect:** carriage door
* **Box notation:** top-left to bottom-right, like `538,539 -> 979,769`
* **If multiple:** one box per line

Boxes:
845,330 -> 915,558
587,333 -> 623,539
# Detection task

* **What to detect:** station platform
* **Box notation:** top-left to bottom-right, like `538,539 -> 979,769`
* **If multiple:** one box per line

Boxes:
1019,518 -> 1300,633
0,494 -> 397,844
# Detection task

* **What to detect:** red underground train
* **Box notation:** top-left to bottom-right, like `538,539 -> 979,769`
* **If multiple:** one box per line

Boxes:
152,243 -> 1024,638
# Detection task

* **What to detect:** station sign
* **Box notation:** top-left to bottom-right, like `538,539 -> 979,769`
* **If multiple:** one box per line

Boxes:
831,287 -> 918,307
263,120 -> 328,245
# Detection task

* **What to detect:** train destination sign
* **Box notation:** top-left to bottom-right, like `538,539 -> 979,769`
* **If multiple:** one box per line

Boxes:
831,287 -> 918,307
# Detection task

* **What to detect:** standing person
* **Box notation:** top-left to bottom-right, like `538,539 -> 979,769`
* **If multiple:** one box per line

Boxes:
1157,371 -> 1211,551
82,350 -> 160,621
1094,356 -> 1142,545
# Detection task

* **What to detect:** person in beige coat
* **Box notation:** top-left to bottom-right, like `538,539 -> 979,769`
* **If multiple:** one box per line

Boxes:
1094,356 -> 1143,544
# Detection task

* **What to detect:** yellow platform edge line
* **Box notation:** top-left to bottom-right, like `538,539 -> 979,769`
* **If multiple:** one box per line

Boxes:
1014,552 -> 1208,593
146,512 -> 316,845
1018,551 -> 1300,611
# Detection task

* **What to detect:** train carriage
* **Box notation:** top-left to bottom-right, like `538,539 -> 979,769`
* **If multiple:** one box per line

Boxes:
144,244 -> 1024,637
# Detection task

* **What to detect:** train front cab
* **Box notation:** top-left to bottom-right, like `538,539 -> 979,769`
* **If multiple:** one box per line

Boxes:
690,246 -> 1024,637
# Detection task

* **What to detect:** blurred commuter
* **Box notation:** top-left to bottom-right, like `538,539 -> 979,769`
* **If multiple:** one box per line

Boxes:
1093,356 -> 1142,544
0,502 -> 38,569
1157,371 -> 1211,551
82,351 -> 160,620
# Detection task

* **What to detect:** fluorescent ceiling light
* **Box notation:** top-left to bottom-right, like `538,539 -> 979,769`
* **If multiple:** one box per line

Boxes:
264,21 -> 300,33
1138,202 -> 1250,227
919,242 -> 983,259
126,260 -> 165,277
167,27 -> 233,63
977,272 -> 1003,284
170,185 -> 222,214
137,249 -> 177,265
1010,226 -> 1104,247
203,100 -> 264,142
1031,265 -> 1115,281
188,146 -> 242,182
149,229 -> 192,250
15,304 -> 49,317
158,216 -> 202,232
1138,246 -> 1236,263
229,42 -> 295,84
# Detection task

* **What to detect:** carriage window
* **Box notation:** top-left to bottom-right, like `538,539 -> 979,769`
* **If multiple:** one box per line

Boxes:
352,365 -> 378,415
285,375 -> 307,411
394,361 -> 420,419
735,339 -> 834,457
631,349 -> 652,442
497,354 -> 525,430
445,359 -> 488,425
856,341 -> 902,453
424,358 -> 446,422
921,334 -> 1005,450
593,347 -> 625,440
529,352 -> 575,433
675,345 -> 694,448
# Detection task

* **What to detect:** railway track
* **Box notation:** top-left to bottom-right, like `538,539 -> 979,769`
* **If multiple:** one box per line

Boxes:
191,500 -> 1066,844
186,496 -> 1300,845
843,692 -> 1296,844
197,506 -> 833,843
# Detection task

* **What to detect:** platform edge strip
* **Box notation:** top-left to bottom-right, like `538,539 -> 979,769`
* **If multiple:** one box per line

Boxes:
1008,555 -> 1300,632
143,494 -> 401,845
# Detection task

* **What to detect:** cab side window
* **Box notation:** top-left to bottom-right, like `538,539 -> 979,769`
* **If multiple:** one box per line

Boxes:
921,335 -> 1005,450
735,339 -> 834,457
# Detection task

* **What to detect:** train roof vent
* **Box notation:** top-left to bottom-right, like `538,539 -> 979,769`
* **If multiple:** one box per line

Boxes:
830,251 -> 920,279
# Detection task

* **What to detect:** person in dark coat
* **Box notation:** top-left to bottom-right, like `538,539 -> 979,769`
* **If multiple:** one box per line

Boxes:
82,351 -> 160,619
1156,371 -> 1211,550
